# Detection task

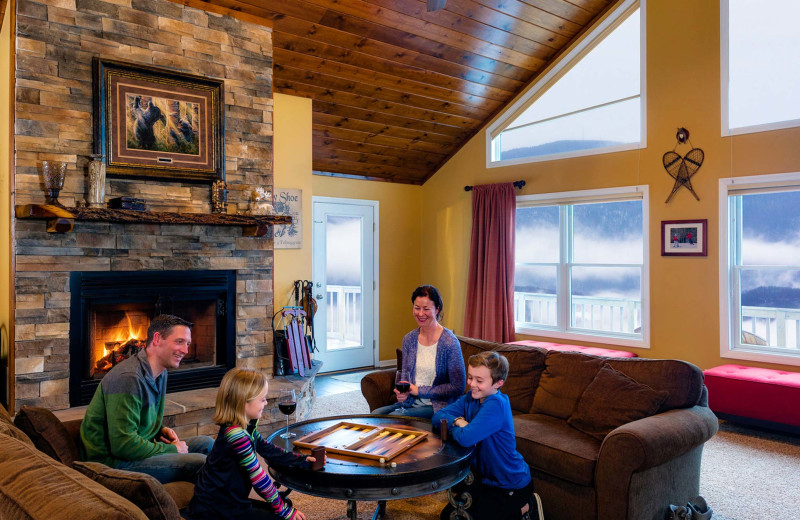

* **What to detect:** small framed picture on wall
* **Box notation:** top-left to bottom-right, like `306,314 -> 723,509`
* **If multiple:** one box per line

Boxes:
661,219 -> 707,256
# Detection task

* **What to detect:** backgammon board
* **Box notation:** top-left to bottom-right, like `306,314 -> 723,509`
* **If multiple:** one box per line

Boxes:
292,421 -> 429,461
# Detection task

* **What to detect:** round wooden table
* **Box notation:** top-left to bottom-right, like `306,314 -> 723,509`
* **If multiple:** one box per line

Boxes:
266,414 -> 473,520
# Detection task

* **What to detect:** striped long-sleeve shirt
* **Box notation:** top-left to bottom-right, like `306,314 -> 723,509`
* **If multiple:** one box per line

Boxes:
185,422 -> 309,520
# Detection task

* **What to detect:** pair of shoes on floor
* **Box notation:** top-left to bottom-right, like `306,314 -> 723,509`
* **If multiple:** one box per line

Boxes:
667,496 -> 713,520
687,496 -> 713,520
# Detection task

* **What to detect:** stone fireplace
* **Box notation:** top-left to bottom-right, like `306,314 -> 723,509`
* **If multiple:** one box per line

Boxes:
12,0 -> 283,412
68,270 -> 236,405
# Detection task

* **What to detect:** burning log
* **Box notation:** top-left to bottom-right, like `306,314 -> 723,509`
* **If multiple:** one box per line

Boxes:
94,338 -> 145,372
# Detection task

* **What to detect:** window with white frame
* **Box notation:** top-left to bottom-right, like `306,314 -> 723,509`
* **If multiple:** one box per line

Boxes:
488,0 -> 643,165
515,187 -> 648,347
722,0 -> 800,134
720,173 -> 800,364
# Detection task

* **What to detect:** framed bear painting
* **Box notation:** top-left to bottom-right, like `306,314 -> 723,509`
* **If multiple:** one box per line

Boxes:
93,58 -> 225,183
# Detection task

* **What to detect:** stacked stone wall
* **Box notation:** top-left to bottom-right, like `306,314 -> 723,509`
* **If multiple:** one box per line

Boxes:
13,0 -> 276,410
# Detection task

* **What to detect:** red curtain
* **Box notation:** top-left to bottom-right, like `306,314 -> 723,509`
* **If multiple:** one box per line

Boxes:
463,183 -> 516,342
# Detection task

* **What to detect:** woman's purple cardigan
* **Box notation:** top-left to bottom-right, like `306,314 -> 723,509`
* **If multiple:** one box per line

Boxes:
400,327 -> 466,412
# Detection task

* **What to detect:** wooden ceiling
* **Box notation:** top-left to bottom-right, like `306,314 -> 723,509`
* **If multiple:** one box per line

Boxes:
187,0 -> 618,184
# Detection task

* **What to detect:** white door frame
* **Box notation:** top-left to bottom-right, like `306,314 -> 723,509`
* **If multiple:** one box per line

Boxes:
312,196 -> 380,368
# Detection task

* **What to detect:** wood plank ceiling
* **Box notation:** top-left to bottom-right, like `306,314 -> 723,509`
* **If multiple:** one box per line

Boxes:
198,0 -> 617,184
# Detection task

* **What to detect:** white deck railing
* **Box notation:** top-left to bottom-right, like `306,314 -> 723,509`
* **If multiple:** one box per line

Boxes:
741,306 -> 800,349
514,291 -> 641,334
326,284 -> 361,347
513,291 -> 799,349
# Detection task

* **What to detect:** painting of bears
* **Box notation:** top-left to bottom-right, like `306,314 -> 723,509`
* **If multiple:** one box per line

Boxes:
125,94 -> 200,156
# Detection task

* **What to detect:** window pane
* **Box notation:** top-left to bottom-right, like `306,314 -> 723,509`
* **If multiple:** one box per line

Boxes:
325,215 -> 362,350
497,97 -> 640,161
728,0 -> 800,129
570,266 -> 641,334
494,7 -> 640,162
516,205 -> 559,263
739,268 -> 800,349
741,190 -> 800,266
573,200 -> 643,264
509,10 -> 640,126
514,265 -> 557,327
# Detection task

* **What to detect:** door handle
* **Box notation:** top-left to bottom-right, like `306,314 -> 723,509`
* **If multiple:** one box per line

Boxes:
316,294 -> 323,299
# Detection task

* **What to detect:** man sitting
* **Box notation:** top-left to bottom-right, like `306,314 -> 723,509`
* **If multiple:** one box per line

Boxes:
80,314 -> 214,483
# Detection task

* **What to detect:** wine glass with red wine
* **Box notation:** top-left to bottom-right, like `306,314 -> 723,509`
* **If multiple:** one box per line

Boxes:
395,370 -> 411,407
278,389 -> 297,439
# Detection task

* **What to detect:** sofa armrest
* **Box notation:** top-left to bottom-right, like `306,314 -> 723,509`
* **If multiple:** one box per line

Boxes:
360,369 -> 397,412
595,405 -> 719,519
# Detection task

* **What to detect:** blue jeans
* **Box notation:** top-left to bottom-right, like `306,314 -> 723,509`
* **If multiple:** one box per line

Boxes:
116,435 -> 214,484
371,402 -> 434,418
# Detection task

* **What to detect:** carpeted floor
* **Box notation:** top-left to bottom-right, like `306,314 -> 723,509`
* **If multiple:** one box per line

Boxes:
277,390 -> 800,519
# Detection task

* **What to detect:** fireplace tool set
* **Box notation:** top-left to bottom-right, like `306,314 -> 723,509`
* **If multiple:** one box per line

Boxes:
272,280 -> 319,376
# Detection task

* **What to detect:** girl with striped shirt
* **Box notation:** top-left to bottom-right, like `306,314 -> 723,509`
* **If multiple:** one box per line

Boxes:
185,368 -> 319,520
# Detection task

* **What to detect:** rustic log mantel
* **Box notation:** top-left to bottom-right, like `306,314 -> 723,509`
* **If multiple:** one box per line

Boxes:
15,204 -> 291,237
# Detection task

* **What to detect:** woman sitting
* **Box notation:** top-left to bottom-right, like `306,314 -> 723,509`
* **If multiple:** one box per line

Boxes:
372,285 -> 465,418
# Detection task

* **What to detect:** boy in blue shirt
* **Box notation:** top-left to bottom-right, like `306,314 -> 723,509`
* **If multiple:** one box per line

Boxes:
433,351 -> 543,520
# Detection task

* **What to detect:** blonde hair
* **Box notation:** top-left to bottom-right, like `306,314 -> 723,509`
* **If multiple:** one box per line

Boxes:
468,351 -> 509,384
212,367 -> 268,428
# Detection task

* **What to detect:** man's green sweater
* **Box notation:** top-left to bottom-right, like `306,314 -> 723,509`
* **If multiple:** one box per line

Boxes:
80,349 -> 178,467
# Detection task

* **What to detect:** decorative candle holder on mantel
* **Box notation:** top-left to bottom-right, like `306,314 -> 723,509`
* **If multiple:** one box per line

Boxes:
86,154 -> 106,208
41,161 -> 67,208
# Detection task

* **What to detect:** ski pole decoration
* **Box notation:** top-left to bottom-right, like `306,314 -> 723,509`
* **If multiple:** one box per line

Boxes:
663,127 -> 703,203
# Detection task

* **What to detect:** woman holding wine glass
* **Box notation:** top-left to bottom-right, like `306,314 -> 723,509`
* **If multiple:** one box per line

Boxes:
372,285 -> 465,418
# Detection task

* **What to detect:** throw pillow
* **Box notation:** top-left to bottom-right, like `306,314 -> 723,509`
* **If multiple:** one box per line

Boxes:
530,351 -> 606,419
13,405 -> 80,466
73,461 -> 182,520
567,364 -> 669,440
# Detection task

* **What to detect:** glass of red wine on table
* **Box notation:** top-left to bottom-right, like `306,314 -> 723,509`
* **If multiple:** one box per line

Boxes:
278,389 -> 297,439
395,370 -> 411,408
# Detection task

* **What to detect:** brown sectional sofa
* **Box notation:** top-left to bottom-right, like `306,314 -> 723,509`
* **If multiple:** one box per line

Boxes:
0,403 -> 193,520
360,336 -> 719,520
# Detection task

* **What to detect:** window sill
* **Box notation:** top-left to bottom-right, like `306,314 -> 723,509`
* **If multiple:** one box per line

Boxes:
515,326 -> 649,349
721,347 -> 800,367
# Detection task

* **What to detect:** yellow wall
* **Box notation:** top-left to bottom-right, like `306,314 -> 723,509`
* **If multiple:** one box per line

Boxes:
273,93 -> 314,308
1,3 -> 13,405
420,0 -> 800,371
273,93 -> 424,364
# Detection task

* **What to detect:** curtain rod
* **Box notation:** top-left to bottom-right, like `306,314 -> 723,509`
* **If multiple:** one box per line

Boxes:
464,180 -> 526,192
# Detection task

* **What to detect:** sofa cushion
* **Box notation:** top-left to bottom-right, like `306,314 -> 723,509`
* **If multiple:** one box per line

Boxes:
606,358 -> 704,410
567,364 -> 669,440
491,344 -> 547,413
14,406 -> 80,467
74,461 -> 182,520
530,351 -> 605,418
0,432 -> 147,520
514,413 -> 601,487
0,405 -> 34,447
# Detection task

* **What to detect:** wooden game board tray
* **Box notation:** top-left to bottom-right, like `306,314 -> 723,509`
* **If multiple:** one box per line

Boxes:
293,421 -> 429,461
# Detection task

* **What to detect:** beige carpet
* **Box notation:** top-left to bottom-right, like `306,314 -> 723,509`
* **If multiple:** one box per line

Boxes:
276,390 -> 800,519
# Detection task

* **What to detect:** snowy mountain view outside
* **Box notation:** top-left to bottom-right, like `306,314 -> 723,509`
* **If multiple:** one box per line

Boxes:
736,190 -> 800,349
515,199 -> 643,336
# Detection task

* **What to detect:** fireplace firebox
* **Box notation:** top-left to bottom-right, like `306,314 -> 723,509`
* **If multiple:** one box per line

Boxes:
69,270 -> 236,406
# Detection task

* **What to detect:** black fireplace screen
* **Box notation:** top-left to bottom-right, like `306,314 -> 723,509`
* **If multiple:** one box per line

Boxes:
69,270 -> 235,406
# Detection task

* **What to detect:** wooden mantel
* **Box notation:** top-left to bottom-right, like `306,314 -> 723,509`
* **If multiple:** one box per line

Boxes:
15,204 -> 291,237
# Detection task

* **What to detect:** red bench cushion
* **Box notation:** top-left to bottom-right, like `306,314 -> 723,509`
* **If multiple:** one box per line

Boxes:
510,340 -> 637,358
704,364 -> 800,427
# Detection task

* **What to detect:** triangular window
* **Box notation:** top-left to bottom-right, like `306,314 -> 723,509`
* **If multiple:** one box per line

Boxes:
489,2 -> 643,164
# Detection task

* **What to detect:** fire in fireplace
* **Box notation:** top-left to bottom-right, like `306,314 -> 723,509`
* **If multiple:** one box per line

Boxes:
70,270 -> 236,406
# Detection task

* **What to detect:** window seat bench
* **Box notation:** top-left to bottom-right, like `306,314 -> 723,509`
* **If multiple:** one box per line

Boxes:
703,364 -> 800,434
509,340 -> 637,358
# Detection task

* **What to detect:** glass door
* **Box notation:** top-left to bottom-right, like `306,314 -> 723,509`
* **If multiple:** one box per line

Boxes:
312,198 -> 377,372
